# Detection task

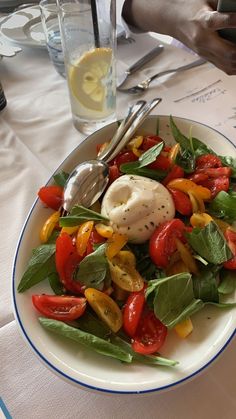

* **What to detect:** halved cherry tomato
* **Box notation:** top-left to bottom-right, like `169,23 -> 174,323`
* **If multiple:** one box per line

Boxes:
32,295 -> 86,320
140,135 -> 163,150
223,228 -> 236,269
199,176 -> 230,198
38,185 -> 63,211
149,219 -> 186,268
132,311 -> 167,355
86,229 -> 105,255
108,165 -> 120,184
113,150 -> 138,169
123,287 -> 146,338
169,189 -> 192,216
148,154 -> 172,171
162,164 -> 185,186
195,154 -> 222,169
196,167 -> 232,178
55,233 -> 84,294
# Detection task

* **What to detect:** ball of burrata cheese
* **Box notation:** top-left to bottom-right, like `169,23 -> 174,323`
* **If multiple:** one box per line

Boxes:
101,174 -> 175,243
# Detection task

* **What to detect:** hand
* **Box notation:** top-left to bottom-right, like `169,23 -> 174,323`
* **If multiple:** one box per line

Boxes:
123,0 -> 236,74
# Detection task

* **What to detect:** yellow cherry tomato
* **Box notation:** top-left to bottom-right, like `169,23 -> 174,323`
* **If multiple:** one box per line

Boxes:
60,226 -> 79,235
106,232 -> 128,259
175,318 -> 193,338
76,221 -> 94,256
190,213 -> 213,228
166,259 -> 190,276
167,178 -> 211,201
95,223 -> 113,238
108,250 -> 144,292
175,238 -> 198,274
84,288 -> 123,333
40,210 -> 60,243
169,143 -> 180,164
187,190 -> 205,213
127,135 -> 143,157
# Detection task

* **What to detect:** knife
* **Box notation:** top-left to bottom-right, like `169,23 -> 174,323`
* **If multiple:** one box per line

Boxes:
117,44 -> 164,88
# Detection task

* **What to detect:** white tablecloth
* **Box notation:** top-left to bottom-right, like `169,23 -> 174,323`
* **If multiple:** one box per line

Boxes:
1,3 -> 236,417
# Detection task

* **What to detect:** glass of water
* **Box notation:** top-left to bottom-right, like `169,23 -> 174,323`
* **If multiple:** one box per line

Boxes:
57,0 -> 116,134
40,0 -> 66,77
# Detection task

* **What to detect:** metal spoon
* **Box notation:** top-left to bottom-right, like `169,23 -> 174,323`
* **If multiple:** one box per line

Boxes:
62,97 -> 162,212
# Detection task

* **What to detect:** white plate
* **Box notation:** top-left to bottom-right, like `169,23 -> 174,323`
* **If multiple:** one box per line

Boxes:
0,5 -> 126,49
12,115 -> 236,394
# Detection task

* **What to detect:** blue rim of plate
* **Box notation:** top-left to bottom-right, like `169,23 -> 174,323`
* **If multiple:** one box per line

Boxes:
12,116 -> 236,394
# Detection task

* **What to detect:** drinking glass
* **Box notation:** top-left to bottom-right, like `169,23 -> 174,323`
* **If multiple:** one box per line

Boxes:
40,0 -> 66,77
57,0 -> 116,134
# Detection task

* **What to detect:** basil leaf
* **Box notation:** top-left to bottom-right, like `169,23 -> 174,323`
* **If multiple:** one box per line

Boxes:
128,242 -> 162,281
192,265 -> 220,303
218,269 -> 236,295
186,221 -> 232,264
48,272 -> 64,295
138,142 -> 164,167
75,243 -> 108,290
17,244 -> 56,292
208,191 -> 236,222
60,205 -> 109,227
53,171 -> 69,187
170,115 -> 193,152
175,148 -> 195,173
120,164 -> 167,180
39,317 -> 132,363
147,273 -> 204,328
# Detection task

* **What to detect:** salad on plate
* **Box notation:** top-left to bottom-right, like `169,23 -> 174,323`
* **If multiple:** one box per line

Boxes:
17,116 -> 236,368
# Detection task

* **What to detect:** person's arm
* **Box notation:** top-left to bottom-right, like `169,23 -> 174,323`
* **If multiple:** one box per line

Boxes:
122,0 -> 236,74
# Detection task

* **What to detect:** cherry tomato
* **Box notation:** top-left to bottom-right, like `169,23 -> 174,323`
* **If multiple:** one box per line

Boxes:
169,189 -> 192,216
32,295 -> 86,320
187,173 -> 209,184
149,219 -> 186,268
132,311 -> 167,355
196,167 -> 232,178
196,154 -> 222,169
148,154 -> 172,171
199,176 -> 230,198
114,150 -> 138,169
141,135 -> 163,150
38,185 -> 63,211
86,229 -> 105,255
123,287 -> 146,338
55,233 -> 84,294
223,228 -> 236,270
108,165 -> 120,184
162,165 -> 185,186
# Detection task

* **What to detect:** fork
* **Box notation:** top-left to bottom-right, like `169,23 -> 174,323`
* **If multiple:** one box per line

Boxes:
117,58 -> 206,94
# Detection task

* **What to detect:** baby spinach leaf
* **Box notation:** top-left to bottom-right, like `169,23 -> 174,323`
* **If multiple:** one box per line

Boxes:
192,265 -> 220,303
17,244 -> 56,292
75,243 -> 108,290
186,221 -> 232,264
120,164 -> 167,180
208,191 -> 236,222
39,317 -> 132,363
53,171 -> 69,187
60,205 -> 109,227
218,269 -> 236,295
147,273 -> 204,328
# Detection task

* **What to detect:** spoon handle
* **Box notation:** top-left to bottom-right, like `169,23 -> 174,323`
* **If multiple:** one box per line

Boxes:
98,100 -> 147,162
106,97 -> 162,163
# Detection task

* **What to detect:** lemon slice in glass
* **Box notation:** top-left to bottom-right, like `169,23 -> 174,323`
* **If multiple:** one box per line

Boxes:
68,47 -> 112,112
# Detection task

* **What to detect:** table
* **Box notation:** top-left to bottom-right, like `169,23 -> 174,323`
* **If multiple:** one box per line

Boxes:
1,4 -> 236,418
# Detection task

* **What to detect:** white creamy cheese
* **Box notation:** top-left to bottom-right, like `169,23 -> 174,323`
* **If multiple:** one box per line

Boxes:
101,174 -> 175,243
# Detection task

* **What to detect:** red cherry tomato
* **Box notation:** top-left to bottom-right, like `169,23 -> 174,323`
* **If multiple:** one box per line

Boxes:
114,150 -> 138,169
123,287 -> 146,338
38,185 -> 63,211
149,219 -> 186,268
196,167 -> 232,178
108,164 -> 120,184
187,173 -> 209,184
223,228 -> 236,270
86,229 -> 105,255
55,233 -> 84,294
199,176 -> 230,198
169,189 -> 192,216
148,154 -> 172,171
132,311 -> 167,355
196,154 -> 222,169
162,165 -> 185,186
141,135 -> 163,151
32,295 -> 86,320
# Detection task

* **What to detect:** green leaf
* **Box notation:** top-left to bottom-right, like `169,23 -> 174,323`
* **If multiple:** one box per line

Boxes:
147,273 -> 204,328
192,265 -> 220,303
218,269 -> 236,295
60,205 -> 109,227
208,191 -> 236,222
48,272 -> 64,295
39,317 -> 132,363
17,244 -> 56,292
75,243 -> 108,290
120,164 -> 167,180
186,221 -> 232,264
138,142 -> 164,167
53,171 -> 69,187
128,242 -> 162,281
